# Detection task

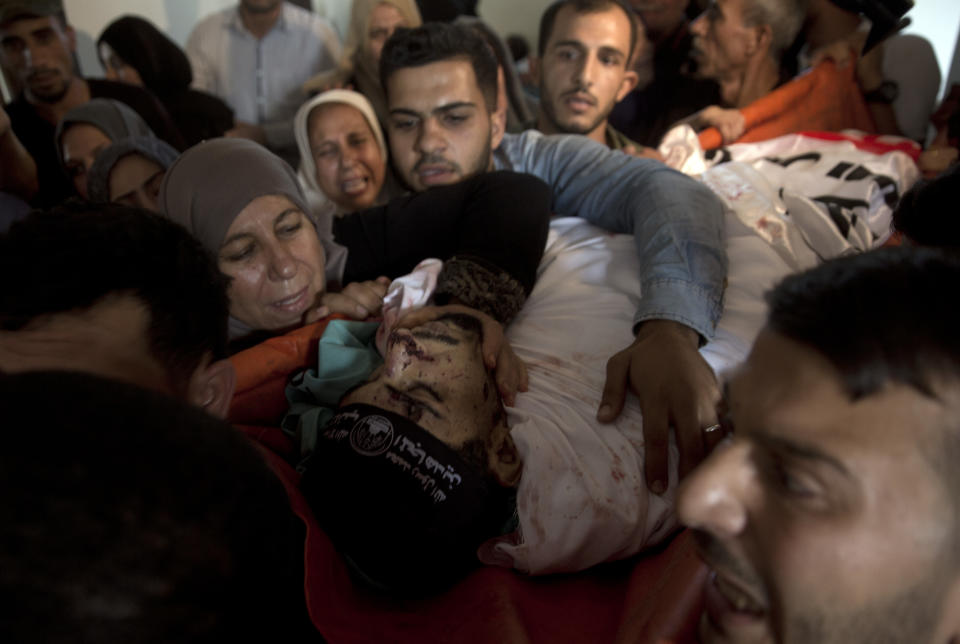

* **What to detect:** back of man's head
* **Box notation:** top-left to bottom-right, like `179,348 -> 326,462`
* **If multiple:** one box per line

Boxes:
766,246 -> 960,401
766,245 -> 960,563
892,164 -> 960,250
380,22 -> 500,112
0,201 -> 229,388
0,370 -> 311,643
0,0 -> 65,28
743,0 -> 808,59
537,0 -> 637,59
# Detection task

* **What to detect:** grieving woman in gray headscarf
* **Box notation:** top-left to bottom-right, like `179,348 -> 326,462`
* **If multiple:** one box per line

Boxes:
87,136 -> 180,213
158,138 -> 350,349
55,98 -> 156,199
159,138 -> 551,352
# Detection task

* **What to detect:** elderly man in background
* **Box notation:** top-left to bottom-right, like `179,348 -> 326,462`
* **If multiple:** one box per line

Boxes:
187,0 -> 341,164
683,0 -> 806,139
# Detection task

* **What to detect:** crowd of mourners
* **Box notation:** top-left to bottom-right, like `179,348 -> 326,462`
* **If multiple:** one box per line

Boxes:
3,0 -> 960,642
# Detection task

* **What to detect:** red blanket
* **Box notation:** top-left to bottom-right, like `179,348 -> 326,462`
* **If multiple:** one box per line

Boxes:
699,58 -> 876,151
230,323 -> 706,643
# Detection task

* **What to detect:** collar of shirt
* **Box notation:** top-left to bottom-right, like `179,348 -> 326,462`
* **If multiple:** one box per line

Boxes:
225,3 -> 291,37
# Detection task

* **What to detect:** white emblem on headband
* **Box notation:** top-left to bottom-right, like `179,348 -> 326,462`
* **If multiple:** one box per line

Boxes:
349,415 -> 395,456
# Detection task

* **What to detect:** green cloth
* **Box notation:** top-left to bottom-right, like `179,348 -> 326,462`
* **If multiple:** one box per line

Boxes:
283,320 -> 382,458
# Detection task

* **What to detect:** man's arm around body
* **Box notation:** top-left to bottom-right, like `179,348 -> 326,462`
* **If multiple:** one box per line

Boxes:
495,130 -> 728,492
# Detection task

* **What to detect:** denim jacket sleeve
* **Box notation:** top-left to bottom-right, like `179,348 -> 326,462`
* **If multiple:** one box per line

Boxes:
494,130 -> 728,341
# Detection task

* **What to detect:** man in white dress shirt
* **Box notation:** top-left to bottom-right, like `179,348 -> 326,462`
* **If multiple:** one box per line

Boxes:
186,0 -> 340,164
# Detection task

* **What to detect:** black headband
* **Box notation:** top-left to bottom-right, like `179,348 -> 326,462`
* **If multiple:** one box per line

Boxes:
299,403 -> 512,594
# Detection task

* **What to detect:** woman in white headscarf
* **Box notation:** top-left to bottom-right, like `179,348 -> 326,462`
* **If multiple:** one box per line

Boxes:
294,89 -> 403,216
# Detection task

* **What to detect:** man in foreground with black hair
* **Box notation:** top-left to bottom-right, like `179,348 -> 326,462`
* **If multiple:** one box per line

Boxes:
679,247 -> 960,643
0,370 -> 314,643
0,201 -> 236,415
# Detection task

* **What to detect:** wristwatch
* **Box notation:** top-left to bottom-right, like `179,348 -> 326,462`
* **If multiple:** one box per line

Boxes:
863,80 -> 899,104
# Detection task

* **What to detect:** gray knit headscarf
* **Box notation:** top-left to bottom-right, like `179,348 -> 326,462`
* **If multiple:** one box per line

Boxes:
158,138 -> 348,339
86,136 -> 179,203
54,98 -> 155,168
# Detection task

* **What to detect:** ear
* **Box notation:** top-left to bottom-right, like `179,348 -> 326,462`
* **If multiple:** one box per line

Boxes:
486,420 -> 521,487
746,24 -> 773,58
187,356 -> 237,419
63,24 -> 77,53
489,66 -> 508,153
616,69 -> 639,103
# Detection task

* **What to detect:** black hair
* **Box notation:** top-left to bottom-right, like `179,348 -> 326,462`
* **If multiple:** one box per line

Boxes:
538,0 -> 637,60
0,201 -> 229,388
0,370 -> 313,642
380,22 -> 500,112
766,246 -> 960,401
892,164 -> 960,250
506,34 -> 530,62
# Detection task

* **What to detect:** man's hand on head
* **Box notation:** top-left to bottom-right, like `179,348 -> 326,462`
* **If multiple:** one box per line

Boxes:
396,304 -> 528,406
598,320 -> 721,494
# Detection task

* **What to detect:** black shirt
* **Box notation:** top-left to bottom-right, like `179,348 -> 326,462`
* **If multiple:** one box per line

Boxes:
609,22 -> 721,148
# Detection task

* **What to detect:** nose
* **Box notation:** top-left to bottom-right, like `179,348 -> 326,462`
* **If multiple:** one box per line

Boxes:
340,144 -> 359,169
690,12 -> 706,37
676,439 -> 752,539
266,244 -> 298,281
415,117 -> 447,156
575,53 -> 597,88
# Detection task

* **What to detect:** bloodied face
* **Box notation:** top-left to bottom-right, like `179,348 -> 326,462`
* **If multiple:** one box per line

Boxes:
342,313 -> 501,448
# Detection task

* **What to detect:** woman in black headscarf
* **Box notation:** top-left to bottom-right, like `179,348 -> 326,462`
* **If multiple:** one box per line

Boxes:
97,15 -> 234,146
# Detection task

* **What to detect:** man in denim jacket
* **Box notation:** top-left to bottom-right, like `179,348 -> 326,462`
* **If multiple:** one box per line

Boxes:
380,22 -> 728,493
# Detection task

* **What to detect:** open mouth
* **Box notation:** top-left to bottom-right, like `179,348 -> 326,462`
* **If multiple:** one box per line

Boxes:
702,570 -> 768,639
340,175 -> 370,196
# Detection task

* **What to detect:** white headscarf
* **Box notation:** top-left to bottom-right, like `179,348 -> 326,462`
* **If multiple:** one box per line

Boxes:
293,89 -> 389,216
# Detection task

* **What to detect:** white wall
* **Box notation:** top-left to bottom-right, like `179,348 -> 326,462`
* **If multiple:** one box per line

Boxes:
901,0 -> 960,98
477,0 -> 552,55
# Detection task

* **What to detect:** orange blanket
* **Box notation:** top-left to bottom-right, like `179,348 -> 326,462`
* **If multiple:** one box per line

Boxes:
229,324 -> 706,644
699,58 -> 876,151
